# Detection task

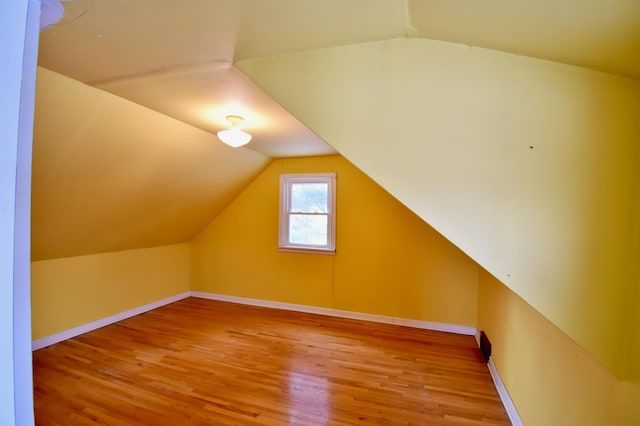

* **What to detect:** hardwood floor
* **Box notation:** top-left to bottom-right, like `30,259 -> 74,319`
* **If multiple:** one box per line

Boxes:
33,298 -> 510,425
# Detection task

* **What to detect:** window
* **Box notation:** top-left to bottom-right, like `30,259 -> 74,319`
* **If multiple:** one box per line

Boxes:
279,173 -> 336,254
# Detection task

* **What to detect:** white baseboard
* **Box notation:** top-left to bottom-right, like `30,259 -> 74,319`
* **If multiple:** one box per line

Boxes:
475,333 -> 523,426
488,359 -> 523,426
32,291 -> 191,351
190,291 -> 478,336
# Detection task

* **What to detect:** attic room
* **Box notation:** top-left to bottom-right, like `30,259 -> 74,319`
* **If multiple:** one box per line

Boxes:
2,0 -> 640,425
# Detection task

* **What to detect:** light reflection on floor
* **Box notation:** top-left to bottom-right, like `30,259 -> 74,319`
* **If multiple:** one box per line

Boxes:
287,371 -> 331,425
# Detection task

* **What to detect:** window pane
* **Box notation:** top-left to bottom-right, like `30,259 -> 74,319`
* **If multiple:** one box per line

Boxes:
291,183 -> 328,213
279,173 -> 336,253
289,214 -> 328,245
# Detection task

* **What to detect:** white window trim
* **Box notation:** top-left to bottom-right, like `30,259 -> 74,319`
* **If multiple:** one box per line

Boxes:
279,173 -> 336,254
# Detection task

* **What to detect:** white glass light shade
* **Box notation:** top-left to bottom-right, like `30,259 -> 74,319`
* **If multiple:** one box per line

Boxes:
217,128 -> 252,147
217,115 -> 252,147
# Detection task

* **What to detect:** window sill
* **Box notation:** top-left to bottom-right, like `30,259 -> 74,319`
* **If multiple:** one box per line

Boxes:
278,246 -> 336,255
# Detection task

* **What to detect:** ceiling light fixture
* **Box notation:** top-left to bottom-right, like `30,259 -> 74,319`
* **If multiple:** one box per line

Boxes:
217,115 -> 252,147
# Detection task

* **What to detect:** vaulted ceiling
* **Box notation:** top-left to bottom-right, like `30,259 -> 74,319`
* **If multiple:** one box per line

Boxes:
33,0 -> 640,260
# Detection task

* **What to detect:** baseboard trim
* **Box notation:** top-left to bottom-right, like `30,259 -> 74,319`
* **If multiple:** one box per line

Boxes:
190,291 -> 478,336
475,333 -> 523,426
31,291 -> 191,351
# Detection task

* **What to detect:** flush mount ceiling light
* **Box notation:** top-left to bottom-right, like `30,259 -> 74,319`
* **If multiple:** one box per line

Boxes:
217,115 -> 252,148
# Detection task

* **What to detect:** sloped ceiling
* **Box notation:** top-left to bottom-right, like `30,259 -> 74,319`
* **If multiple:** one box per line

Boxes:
34,0 -> 640,260
32,68 -> 270,260
236,38 -> 640,376
408,0 -> 640,79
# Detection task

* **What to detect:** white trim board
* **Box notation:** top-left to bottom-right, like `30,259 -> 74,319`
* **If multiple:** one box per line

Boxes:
475,333 -> 523,426
31,292 -> 190,351
190,291 -> 477,336
488,358 -> 523,426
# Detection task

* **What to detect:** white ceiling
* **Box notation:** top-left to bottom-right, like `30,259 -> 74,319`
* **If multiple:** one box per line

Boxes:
39,0 -> 640,159
32,0 -> 640,260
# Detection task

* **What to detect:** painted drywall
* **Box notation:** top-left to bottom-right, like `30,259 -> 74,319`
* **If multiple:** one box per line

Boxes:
238,38 -> 640,377
32,66 -> 270,261
31,243 -> 190,340
617,254 -> 640,421
478,269 -> 640,425
191,155 -> 478,326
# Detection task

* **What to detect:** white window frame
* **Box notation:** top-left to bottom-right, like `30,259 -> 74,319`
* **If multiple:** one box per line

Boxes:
279,173 -> 336,254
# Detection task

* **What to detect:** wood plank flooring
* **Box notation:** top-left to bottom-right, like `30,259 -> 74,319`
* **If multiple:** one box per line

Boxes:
33,297 -> 510,425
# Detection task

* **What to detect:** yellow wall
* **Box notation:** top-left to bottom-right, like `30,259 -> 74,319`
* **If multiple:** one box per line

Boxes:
238,38 -> 640,377
478,268 -> 640,425
191,155 -> 478,326
31,243 -> 190,339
